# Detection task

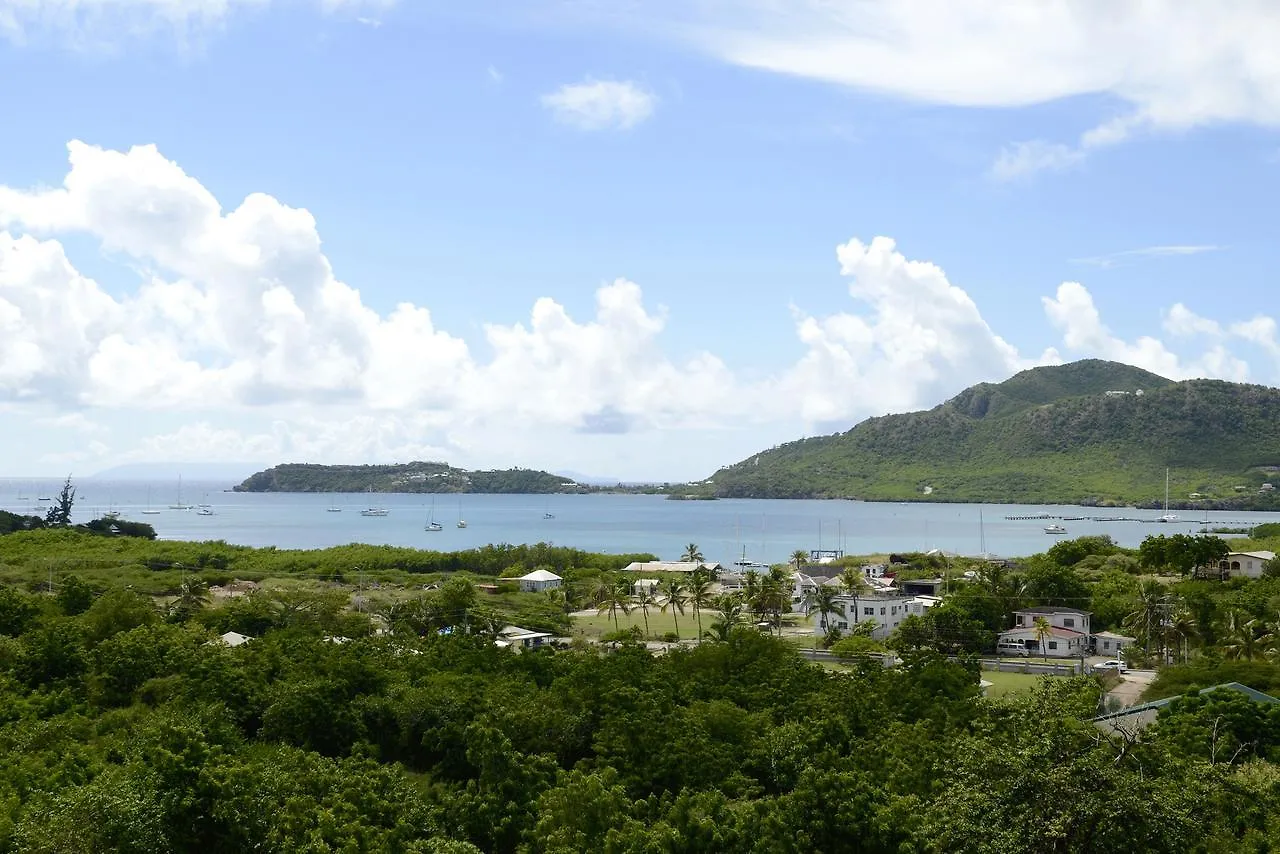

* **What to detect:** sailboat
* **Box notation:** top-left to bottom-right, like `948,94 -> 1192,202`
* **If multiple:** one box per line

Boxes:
1157,468 -> 1179,523
361,486 -> 389,517
542,496 -> 555,519
425,498 -> 443,532
169,475 -> 194,510
196,493 -> 215,516
142,487 -> 161,515
456,497 -> 467,529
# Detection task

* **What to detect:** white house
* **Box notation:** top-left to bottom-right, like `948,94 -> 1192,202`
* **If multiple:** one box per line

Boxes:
1092,630 -> 1136,657
1213,551 -> 1276,580
216,631 -> 253,647
998,607 -> 1091,658
495,625 -> 554,650
632,578 -> 661,597
518,569 -> 563,593
790,572 -> 820,613
814,594 -> 936,641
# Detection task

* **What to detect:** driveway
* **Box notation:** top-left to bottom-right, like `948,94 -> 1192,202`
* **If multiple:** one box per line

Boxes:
1106,669 -> 1157,708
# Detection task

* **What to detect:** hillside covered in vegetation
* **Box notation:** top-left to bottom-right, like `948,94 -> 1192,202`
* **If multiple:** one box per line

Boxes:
235,462 -> 582,494
704,360 -> 1280,505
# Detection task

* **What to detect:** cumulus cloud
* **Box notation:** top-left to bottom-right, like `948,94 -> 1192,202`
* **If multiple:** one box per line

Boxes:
541,79 -> 657,131
1,140 -> 1277,476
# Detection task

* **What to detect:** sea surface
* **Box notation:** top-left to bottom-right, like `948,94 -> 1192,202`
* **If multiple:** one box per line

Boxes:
5,478 -> 1280,562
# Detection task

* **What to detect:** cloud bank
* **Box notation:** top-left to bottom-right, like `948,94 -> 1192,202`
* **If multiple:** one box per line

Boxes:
0,141 -> 1274,474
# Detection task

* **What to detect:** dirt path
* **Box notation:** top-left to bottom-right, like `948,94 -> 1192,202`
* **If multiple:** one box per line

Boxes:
1107,669 -> 1157,708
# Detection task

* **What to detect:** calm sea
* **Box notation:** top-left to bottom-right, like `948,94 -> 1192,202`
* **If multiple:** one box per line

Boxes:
4,478 -> 1280,563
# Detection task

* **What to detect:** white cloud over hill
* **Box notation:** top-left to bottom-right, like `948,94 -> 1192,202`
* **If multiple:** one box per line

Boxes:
0,141 -> 1273,476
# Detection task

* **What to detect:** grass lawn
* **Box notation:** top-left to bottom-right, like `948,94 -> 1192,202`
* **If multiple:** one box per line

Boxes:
981,670 -> 1052,698
571,607 -> 718,640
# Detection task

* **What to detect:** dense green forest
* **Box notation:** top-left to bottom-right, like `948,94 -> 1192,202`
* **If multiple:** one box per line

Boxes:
235,462 -> 582,494
2,527 -> 1280,850
2,580 -> 1280,851
703,360 -> 1280,505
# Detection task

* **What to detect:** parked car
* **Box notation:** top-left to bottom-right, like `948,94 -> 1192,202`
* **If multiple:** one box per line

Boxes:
995,641 -> 1031,657
1093,659 -> 1127,674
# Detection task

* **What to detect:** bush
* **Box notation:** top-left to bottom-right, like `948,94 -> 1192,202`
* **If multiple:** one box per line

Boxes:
831,635 -> 885,657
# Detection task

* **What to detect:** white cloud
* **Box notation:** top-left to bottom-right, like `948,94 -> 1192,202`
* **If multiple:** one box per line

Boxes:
1,140 -> 1276,477
991,141 -> 1085,181
541,79 -> 657,131
1043,282 -> 1250,381
559,1 -> 1280,171
1072,245 -> 1221,268
0,0 -> 393,45
487,64 -> 503,84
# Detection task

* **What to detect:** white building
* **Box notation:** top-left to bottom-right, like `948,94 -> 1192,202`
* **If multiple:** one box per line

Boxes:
998,607 -> 1091,658
1213,551 -> 1276,580
216,631 -> 253,647
632,578 -> 661,597
621,560 -> 723,574
518,569 -> 563,593
813,594 -> 936,641
1092,630 -> 1136,657
790,572 -> 820,613
496,625 -> 554,650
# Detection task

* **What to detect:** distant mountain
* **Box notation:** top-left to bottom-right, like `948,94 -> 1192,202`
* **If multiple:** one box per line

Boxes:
702,359 -> 1280,507
233,462 -> 583,494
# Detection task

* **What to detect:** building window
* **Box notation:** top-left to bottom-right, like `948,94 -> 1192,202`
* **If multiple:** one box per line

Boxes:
864,607 -> 874,616
1102,641 -> 1110,650
838,622 -> 848,630
1016,616 -> 1025,626
880,607 -> 886,615
891,606 -> 898,615
1048,641 -> 1058,650
1063,618 -> 1074,628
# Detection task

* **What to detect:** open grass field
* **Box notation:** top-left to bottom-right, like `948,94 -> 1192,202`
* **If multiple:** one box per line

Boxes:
980,669 -> 1052,698
571,608 -> 716,639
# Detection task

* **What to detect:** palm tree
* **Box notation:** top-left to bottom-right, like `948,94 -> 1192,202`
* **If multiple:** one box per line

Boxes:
635,584 -> 659,638
1166,605 -> 1199,664
743,570 -> 761,618
686,568 -> 715,642
169,577 -> 209,622
660,578 -> 688,640
1124,580 -> 1167,660
1221,610 -> 1263,661
812,584 -> 840,632
791,550 -> 809,573
839,566 -> 864,596
682,543 -> 705,565
703,593 -> 745,642
593,577 -> 632,632
1033,616 -> 1053,661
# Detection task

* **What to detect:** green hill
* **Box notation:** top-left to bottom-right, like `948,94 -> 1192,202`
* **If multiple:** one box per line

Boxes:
704,360 -> 1280,507
234,462 -> 581,494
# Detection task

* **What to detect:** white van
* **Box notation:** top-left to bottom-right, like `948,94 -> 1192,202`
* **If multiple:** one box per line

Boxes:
996,640 -> 1031,657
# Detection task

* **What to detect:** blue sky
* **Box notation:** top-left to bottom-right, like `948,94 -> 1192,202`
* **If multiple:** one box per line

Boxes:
1,1 -> 1279,481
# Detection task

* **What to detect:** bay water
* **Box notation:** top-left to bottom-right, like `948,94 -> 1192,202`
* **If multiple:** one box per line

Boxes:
4,478 -> 1279,563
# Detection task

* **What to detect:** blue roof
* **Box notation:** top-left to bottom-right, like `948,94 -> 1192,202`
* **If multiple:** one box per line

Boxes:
1093,682 -> 1280,723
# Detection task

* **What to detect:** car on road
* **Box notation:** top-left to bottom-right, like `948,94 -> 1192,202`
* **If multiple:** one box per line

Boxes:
1093,659 -> 1127,674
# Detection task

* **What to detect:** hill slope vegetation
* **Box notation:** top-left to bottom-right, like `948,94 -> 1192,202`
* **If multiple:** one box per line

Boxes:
706,360 -> 1280,506
234,462 -> 580,494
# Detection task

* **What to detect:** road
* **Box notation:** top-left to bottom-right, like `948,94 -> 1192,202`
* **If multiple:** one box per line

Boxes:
1106,669 -> 1157,708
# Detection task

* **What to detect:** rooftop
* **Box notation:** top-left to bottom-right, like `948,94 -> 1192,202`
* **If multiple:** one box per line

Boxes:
1093,682 -> 1280,725
520,569 -> 562,582
1015,606 -> 1091,616
622,560 -> 723,573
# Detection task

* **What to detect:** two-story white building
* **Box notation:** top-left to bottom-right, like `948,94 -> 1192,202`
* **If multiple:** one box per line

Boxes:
998,606 -> 1091,658
814,594 -> 937,640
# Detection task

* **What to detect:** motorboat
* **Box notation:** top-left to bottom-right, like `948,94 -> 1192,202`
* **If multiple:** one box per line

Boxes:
1044,523 -> 1068,535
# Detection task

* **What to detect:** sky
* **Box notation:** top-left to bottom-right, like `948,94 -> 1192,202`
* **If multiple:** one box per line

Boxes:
1,0 -> 1279,482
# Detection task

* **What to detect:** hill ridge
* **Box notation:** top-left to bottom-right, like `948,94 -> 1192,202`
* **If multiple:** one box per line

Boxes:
704,360 -> 1280,507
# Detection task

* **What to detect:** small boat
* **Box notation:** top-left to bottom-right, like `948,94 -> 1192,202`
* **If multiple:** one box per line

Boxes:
361,486 -> 388,517
1157,467 -> 1179,523
142,487 -> 161,515
1044,524 -> 1068,535
196,504 -> 215,516
456,497 -> 467,528
326,506 -> 342,513
543,512 -> 555,520
37,497 -> 51,502
425,498 -> 443,531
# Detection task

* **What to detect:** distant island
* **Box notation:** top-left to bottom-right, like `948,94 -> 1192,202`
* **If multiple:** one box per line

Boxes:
234,462 -> 585,494
696,359 -> 1280,508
